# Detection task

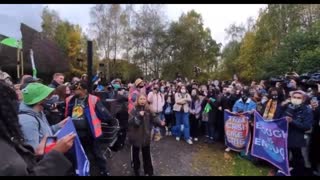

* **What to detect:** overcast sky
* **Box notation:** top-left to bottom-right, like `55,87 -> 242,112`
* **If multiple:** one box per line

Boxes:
0,4 -> 266,46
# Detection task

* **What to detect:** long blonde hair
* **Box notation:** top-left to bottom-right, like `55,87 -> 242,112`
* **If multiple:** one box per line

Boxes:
134,93 -> 151,112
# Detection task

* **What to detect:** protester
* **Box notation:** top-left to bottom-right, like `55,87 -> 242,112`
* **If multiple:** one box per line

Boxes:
227,87 -> 256,153
173,85 -> 193,144
18,83 -> 68,150
309,96 -> 320,176
128,94 -> 165,176
189,89 -> 202,142
260,88 -> 283,120
64,80 -> 113,176
0,81 -> 76,176
163,89 -> 175,136
128,78 -> 145,113
48,73 -> 65,89
45,85 -> 70,125
147,84 -> 165,141
282,90 -> 313,176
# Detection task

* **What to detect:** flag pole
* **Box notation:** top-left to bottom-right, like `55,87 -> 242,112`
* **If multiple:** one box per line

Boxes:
30,49 -> 37,78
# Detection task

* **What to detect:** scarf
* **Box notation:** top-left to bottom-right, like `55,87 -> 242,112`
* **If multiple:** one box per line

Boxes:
263,100 -> 278,120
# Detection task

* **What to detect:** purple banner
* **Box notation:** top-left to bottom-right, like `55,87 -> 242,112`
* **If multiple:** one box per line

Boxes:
251,112 -> 290,176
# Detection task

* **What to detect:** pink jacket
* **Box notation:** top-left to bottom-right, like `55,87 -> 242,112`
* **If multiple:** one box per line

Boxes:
147,92 -> 165,113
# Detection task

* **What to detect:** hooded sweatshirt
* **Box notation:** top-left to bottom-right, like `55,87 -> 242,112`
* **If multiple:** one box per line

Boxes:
18,103 -> 60,150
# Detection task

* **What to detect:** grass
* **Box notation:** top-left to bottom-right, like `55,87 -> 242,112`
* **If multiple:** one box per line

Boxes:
191,144 -> 271,176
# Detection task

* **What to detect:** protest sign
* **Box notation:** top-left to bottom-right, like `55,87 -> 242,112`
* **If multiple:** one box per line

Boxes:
55,118 -> 90,176
251,112 -> 290,176
224,111 -> 251,153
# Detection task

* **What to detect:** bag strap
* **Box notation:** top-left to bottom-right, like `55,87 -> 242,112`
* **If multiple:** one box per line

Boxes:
19,111 -> 41,132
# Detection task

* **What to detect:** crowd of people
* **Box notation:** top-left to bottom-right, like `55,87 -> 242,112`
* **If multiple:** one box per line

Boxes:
0,69 -> 319,176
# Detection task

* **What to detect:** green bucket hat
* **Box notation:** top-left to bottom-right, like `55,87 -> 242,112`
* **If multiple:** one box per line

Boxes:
22,83 -> 54,105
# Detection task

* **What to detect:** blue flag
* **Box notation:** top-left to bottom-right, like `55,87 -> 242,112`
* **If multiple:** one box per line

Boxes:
251,112 -> 290,176
224,110 -> 251,153
55,118 -> 90,176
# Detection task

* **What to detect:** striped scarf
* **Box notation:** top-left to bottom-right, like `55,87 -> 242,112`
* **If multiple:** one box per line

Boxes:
263,100 -> 278,120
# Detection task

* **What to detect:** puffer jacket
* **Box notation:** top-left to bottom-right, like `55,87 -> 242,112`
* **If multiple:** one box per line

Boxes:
128,106 -> 162,147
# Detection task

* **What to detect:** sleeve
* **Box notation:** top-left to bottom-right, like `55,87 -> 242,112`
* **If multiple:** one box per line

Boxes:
51,124 -> 60,134
95,101 -> 113,123
131,93 -> 138,103
151,112 -> 162,126
175,93 -> 184,104
249,102 -> 257,111
128,109 -> 142,127
147,92 -> 153,103
185,94 -> 192,102
291,108 -> 314,132
30,150 -> 72,176
232,101 -> 239,112
18,115 -> 40,150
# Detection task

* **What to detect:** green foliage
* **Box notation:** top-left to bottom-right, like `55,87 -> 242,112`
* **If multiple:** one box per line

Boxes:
219,4 -> 320,81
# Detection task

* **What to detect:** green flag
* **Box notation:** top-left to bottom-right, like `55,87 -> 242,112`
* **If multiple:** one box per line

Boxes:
204,103 -> 212,113
0,37 -> 22,49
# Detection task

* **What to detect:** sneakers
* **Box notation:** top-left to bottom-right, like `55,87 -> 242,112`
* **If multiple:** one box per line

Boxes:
194,138 -> 198,142
176,137 -> 180,141
186,139 -> 193,145
225,147 -> 231,152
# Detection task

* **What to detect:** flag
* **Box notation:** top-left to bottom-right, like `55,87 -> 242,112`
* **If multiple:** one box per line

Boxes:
251,112 -> 290,176
55,118 -> 90,176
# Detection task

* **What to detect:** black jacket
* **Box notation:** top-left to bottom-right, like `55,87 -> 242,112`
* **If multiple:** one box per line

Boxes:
48,80 -> 60,89
283,104 -> 313,148
0,138 -> 72,176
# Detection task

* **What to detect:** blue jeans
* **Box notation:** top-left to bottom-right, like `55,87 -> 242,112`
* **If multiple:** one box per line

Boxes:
175,111 -> 190,140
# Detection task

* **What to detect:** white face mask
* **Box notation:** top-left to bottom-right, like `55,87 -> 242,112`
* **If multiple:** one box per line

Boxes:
181,89 -> 186,94
291,98 -> 302,105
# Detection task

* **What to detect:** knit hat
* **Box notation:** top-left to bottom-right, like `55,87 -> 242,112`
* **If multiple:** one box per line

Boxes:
135,78 -> 143,87
22,83 -> 54,105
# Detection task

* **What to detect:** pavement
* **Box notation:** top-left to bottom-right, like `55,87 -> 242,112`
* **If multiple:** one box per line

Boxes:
107,136 -> 270,176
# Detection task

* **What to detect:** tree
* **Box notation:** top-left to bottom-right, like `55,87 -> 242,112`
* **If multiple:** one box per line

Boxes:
163,10 -> 220,80
41,6 -> 61,40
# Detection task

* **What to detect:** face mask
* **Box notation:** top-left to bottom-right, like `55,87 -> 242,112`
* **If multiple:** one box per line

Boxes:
291,98 -> 302,105
112,84 -> 121,91
226,92 -> 231,96
181,89 -> 186,94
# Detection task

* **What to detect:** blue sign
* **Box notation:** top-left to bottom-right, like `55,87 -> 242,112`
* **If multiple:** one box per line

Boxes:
55,118 -> 90,176
251,112 -> 290,176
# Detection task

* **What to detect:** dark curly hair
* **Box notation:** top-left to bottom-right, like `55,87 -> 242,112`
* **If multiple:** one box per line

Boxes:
0,80 -> 24,145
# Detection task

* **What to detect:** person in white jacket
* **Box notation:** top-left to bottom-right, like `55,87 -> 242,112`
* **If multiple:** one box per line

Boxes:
147,84 -> 165,141
173,85 -> 193,144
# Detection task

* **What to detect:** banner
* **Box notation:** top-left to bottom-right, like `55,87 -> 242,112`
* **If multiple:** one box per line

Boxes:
251,112 -> 290,176
224,111 -> 251,153
55,118 -> 90,176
